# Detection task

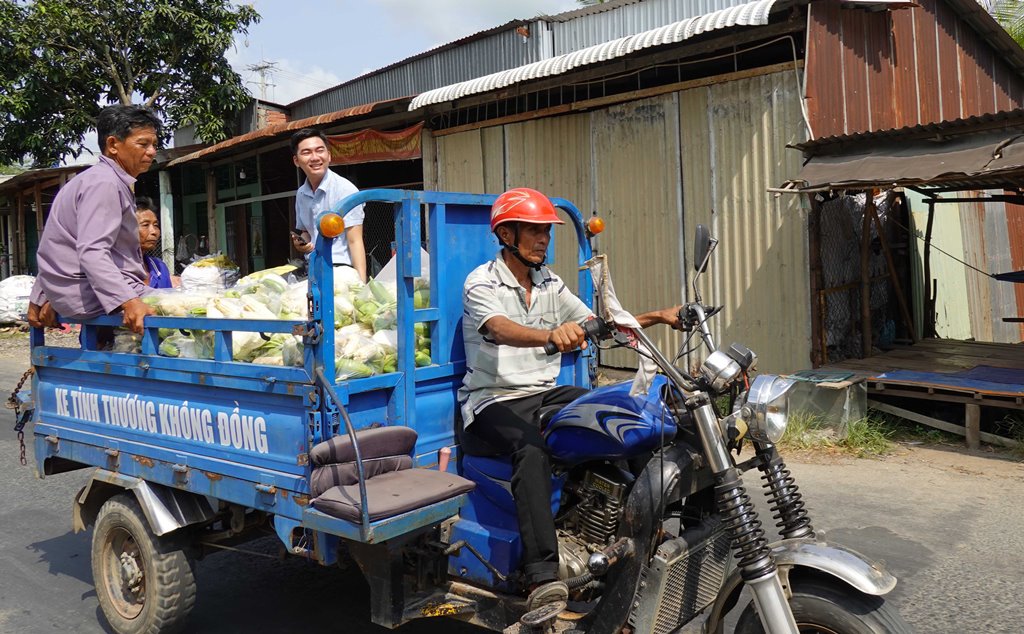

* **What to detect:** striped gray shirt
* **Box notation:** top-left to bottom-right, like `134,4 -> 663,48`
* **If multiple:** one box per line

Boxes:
459,255 -> 592,427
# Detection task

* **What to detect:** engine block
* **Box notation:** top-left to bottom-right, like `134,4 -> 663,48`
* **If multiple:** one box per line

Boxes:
577,470 -> 627,546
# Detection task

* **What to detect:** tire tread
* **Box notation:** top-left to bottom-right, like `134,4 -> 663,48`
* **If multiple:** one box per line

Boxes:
91,493 -> 196,634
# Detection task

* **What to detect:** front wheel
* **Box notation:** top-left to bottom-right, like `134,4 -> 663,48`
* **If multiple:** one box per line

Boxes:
734,577 -> 911,634
91,493 -> 197,634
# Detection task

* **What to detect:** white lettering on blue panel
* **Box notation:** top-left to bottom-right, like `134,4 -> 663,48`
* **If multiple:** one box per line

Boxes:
48,387 -> 271,455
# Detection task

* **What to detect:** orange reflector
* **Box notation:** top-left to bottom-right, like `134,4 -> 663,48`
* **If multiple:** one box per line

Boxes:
319,213 -> 346,238
587,217 -> 605,235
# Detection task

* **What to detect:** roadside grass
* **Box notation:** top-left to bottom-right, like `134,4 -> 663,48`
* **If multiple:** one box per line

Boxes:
993,413 -> 1024,459
777,408 -> 1024,461
777,410 -> 899,458
868,410 -> 961,445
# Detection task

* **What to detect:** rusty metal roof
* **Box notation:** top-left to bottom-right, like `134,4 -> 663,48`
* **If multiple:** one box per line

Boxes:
796,109 -> 1024,154
793,109 -> 1024,191
0,165 -> 91,197
165,96 -> 412,167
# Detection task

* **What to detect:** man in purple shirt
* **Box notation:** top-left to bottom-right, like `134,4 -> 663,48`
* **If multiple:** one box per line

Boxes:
27,105 -> 161,334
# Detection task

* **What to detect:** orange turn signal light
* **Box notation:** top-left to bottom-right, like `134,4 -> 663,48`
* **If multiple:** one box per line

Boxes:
587,217 -> 606,236
319,213 -> 346,239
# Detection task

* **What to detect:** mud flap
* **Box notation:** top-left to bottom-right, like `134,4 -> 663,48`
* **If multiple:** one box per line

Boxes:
73,469 -> 216,536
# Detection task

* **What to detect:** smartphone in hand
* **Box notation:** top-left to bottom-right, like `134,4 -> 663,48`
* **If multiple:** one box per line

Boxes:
291,230 -> 308,246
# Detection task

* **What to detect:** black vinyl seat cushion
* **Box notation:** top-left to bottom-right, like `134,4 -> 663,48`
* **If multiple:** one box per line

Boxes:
309,426 -> 474,523
313,468 -> 475,523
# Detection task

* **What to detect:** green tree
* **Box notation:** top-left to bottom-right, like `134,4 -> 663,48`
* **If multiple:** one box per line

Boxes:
989,0 -> 1024,45
0,0 -> 260,167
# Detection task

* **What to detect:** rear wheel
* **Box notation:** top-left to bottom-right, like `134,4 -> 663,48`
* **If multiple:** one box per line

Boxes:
734,577 -> 911,634
91,493 -> 197,634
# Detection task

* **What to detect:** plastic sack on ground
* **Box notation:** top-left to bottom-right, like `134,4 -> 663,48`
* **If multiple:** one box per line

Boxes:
0,275 -> 35,323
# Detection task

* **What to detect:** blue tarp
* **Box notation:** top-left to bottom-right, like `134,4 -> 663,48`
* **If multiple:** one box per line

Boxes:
875,365 -> 1024,396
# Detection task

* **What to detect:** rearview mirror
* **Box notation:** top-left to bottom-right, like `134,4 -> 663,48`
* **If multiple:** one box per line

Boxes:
694,224 -> 712,273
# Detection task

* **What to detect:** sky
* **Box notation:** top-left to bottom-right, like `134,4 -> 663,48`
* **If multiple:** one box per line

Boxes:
62,0 -> 582,165
228,0 -> 584,105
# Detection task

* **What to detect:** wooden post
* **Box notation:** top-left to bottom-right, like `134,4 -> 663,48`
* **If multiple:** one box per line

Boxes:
205,168 -> 219,252
923,199 -> 936,338
15,193 -> 24,274
808,195 -> 824,367
965,403 -> 981,450
33,183 -> 43,239
860,194 -> 874,358
158,171 -> 175,268
868,199 -> 918,343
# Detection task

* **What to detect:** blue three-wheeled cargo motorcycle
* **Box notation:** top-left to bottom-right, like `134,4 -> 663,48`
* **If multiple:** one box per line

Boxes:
21,190 -> 909,634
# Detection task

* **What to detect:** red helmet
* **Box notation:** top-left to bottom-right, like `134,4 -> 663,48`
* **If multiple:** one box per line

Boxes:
490,187 -> 564,232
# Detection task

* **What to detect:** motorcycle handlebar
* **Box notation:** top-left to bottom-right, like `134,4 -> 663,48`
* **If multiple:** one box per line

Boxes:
678,303 -> 722,327
543,317 -> 610,355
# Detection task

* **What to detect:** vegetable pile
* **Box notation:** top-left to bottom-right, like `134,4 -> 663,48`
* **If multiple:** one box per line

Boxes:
129,264 -> 432,380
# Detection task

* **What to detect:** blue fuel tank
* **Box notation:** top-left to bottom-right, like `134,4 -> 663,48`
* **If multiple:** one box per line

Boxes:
543,375 -> 676,465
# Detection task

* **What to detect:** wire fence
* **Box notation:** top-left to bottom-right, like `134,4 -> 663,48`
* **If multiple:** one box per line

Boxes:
818,193 -> 901,363
361,201 -> 398,278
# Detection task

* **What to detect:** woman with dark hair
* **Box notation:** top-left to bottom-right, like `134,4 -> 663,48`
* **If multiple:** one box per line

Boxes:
134,196 -> 176,289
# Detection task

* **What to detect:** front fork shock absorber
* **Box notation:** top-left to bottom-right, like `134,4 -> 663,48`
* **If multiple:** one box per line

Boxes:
692,398 -> 799,633
717,468 -> 799,634
716,468 -> 775,580
757,444 -> 815,540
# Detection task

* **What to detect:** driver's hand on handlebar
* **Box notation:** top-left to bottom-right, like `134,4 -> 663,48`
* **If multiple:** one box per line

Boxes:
662,305 -> 686,331
547,322 -> 587,353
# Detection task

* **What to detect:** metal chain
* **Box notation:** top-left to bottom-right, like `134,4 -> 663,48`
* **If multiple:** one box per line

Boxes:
8,368 -> 34,466
6,367 -> 34,410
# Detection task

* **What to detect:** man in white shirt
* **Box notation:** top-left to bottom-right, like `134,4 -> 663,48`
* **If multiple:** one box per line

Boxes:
290,128 -> 367,282
459,187 -> 682,610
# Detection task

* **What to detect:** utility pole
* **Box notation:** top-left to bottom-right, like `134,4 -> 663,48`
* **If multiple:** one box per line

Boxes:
245,60 -> 278,101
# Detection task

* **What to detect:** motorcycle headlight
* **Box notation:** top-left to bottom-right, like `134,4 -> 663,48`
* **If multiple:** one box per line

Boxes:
699,350 -> 742,393
742,374 -> 796,444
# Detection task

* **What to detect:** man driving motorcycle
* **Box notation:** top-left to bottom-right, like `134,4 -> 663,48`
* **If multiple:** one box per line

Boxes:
457,187 -> 682,610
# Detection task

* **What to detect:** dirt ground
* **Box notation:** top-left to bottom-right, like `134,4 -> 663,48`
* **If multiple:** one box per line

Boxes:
0,325 -> 80,357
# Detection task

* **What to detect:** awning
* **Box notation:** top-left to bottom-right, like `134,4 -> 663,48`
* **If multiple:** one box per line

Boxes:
0,165 -> 91,197
795,130 -> 1024,192
409,0 -> 779,111
166,96 -> 413,168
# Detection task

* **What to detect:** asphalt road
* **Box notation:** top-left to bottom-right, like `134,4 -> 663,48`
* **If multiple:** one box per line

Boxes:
2,355 -> 1023,634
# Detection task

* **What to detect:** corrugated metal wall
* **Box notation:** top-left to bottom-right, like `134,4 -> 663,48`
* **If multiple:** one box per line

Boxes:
590,94 -> 686,368
680,70 -> 810,373
906,189 -> 1024,343
424,67 -> 811,373
906,192 -> 973,339
504,114 -> 595,295
1005,199 -> 1024,341
805,0 -> 1024,139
